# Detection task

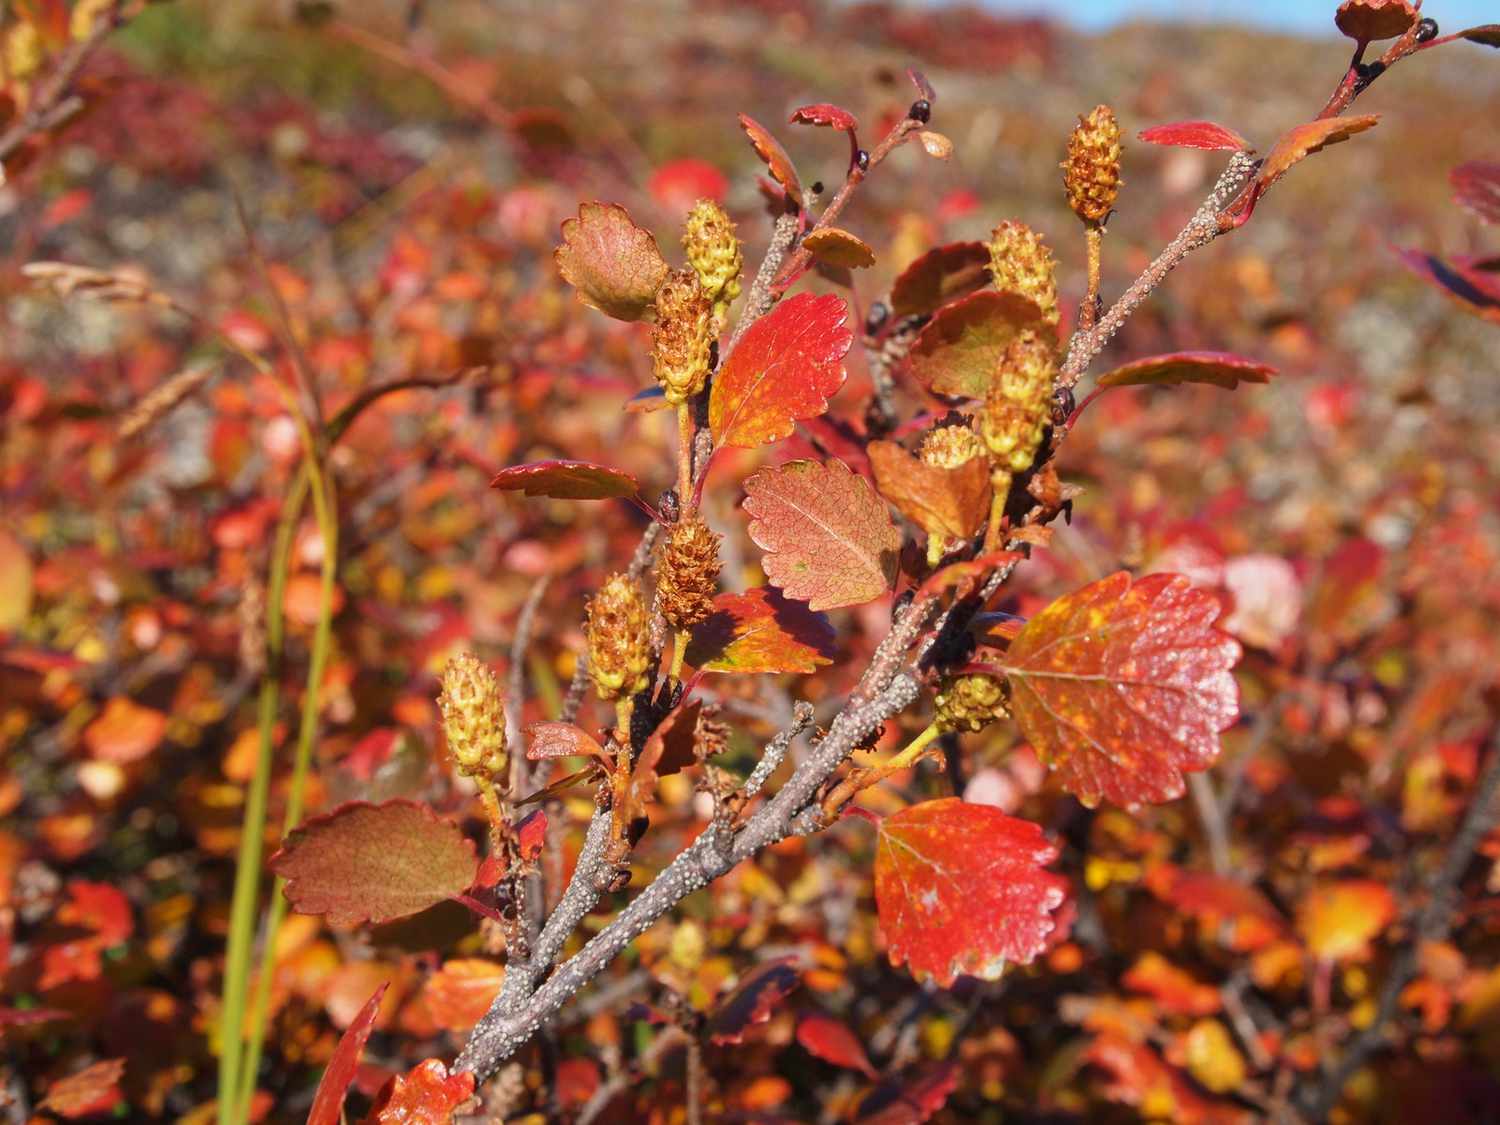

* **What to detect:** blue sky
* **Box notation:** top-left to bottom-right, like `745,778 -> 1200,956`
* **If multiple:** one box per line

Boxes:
978,0 -> 1495,35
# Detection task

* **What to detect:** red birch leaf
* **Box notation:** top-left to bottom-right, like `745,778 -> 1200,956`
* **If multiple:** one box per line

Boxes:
797,1013 -> 878,1077
1137,120 -> 1253,152
868,439 -> 992,547
685,587 -> 836,674
516,809 -> 547,861
270,800 -> 479,927
706,958 -> 801,1045
874,798 -> 1068,987
362,1058 -> 475,1124
803,227 -> 877,269
1094,351 -> 1276,391
309,983 -> 389,1125
855,1062 -> 960,1125
999,572 -> 1241,808
490,460 -> 640,500
524,721 -> 608,761
917,550 -> 1025,600
1451,162 -> 1500,224
709,293 -> 853,448
790,103 -> 858,132
888,241 -> 991,318
906,289 -> 1045,399
1146,864 -> 1288,952
743,459 -> 900,610
554,202 -> 669,322
738,114 -> 803,208
1335,0 -> 1417,41
38,1058 -> 126,1119
1256,115 -> 1380,194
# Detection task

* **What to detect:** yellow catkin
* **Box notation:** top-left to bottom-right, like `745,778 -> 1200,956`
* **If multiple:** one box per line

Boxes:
585,573 -> 652,701
438,652 -> 507,784
118,366 -> 214,440
934,673 -> 1009,733
682,198 -> 743,327
658,515 -> 721,631
1063,105 -> 1124,227
979,329 -> 1058,518
987,220 -> 1059,328
651,269 -> 713,406
918,423 -> 986,470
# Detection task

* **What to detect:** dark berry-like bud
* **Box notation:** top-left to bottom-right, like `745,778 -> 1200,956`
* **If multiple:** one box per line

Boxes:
810,180 -> 825,196
855,148 -> 870,172
1416,17 -> 1438,41
908,98 -> 931,124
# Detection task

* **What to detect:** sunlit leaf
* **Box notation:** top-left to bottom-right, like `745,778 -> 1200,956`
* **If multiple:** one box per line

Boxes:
743,459 -> 900,611
906,289 -> 1045,399
1146,866 -> 1288,953
308,983 -> 388,1125
1138,120 -> 1252,152
554,201 -> 669,321
270,800 -> 479,926
803,227 -> 876,269
685,587 -> 836,674
490,460 -> 640,500
82,697 -> 167,764
709,293 -> 852,448
1335,0 -> 1417,41
888,241 -> 990,318
363,1058 -> 475,1124
875,798 -> 1067,987
1094,351 -> 1276,391
525,721 -> 608,761
1000,572 -> 1241,808
1297,879 -> 1395,961
1122,951 -> 1221,1016
38,1058 -> 125,1119
1256,115 -> 1380,195
738,114 -> 803,208
419,960 -> 504,1033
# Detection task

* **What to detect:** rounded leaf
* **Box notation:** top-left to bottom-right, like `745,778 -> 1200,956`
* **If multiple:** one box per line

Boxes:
1297,879 -> 1395,961
868,439 -> 991,545
803,227 -> 876,269
743,459 -> 900,611
554,202 -> 669,322
1335,0 -> 1417,42
710,292 -> 853,449
270,800 -> 480,927
491,460 -> 640,500
685,587 -> 837,674
875,799 -> 1067,987
83,697 -> 167,763
1000,572 -> 1241,808
906,289 -> 1045,399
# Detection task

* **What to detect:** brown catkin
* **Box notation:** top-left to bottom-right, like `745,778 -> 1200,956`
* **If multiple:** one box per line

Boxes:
585,573 -> 652,701
918,423 -> 986,470
934,673 -> 1010,733
118,366 -> 214,440
658,515 -> 721,631
438,652 -> 507,784
1063,105 -> 1123,227
682,198 -> 743,326
987,221 -> 1059,328
651,269 -> 714,406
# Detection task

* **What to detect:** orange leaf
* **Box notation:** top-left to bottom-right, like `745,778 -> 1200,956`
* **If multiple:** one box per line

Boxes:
0,528 -> 33,632
743,459 -> 900,611
1297,880 -> 1396,961
709,293 -> 852,449
1123,952 -> 1221,1016
685,587 -> 836,674
554,201 -> 669,322
39,1058 -> 125,1119
797,1013 -> 877,1077
419,959 -> 505,1033
1094,351 -> 1276,391
803,227 -> 876,269
875,798 -> 1068,987
738,114 -> 803,207
868,439 -> 992,548
362,1058 -> 475,1124
1335,0 -> 1417,41
82,697 -> 167,764
999,572 -> 1241,808
1256,115 -> 1380,195
491,460 -> 640,500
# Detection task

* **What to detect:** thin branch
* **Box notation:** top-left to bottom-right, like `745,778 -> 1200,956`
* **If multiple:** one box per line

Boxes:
0,2 -> 123,165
